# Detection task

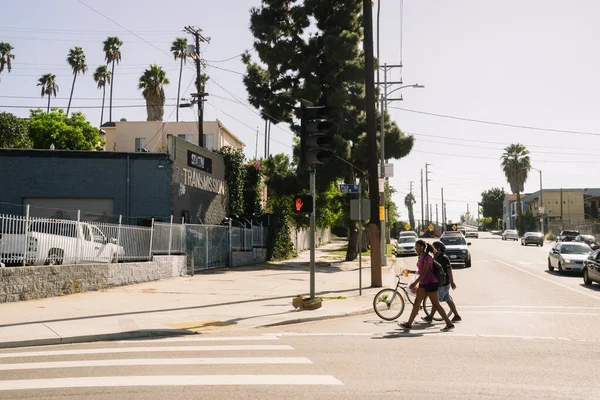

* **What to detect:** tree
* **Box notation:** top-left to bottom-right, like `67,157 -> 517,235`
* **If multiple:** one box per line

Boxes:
103,36 -> 123,123
0,42 -> 15,82
480,187 -> 506,229
93,65 -> 111,126
0,112 -> 31,148
501,143 -> 531,235
404,192 -> 416,231
66,46 -> 88,116
28,109 -> 105,150
37,73 -> 58,112
242,0 -> 414,261
138,64 -> 169,121
215,146 -> 247,218
171,37 -> 188,122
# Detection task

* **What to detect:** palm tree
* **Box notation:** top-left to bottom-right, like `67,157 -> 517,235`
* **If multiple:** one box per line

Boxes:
171,37 -> 188,122
66,46 -> 88,116
501,143 -> 531,235
404,193 -> 416,232
0,42 -> 15,81
138,64 -> 170,121
103,36 -> 123,122
37,73 -> 59,112
93,65 -> 111,126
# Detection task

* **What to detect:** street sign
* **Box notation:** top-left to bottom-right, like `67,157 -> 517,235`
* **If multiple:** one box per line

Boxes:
378,163 -> 394,178
339,184 -> 359,194
405,223 -> 411,230
428,224 -> 434,232
540,218 -> 543,223
379,206 -> 385,220
378,178 -> 385,193
452,224 -> 457,231
350,199 -> 370,221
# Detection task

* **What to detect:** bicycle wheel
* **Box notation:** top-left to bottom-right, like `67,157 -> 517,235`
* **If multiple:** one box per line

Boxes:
373,289 -> 405,321
422,296 -> 454,322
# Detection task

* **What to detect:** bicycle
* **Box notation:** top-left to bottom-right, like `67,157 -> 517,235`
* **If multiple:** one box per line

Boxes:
373,272 -> 454,321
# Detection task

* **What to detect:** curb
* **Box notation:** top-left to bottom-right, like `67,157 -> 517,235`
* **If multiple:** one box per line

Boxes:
0,329 -> 196,350
255,306 -> 374,328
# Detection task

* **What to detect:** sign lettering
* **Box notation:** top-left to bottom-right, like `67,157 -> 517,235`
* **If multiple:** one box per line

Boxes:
187,150 -> 213,174
182,167 -> 225,195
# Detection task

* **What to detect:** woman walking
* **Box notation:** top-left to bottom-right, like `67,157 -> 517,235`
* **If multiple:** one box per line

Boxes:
399,240 -> 455,332
422,241 -> 462,323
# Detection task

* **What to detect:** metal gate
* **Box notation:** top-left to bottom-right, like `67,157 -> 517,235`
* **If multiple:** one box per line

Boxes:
186,224 -> 229,271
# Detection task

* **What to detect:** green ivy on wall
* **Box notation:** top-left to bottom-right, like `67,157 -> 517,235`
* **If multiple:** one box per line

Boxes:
215,146 -> 246,217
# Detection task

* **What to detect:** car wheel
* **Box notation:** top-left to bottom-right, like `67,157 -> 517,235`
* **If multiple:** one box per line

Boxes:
558,262 -> 564,274
548,258 -> 554,272
465,258 -> 472,268
583,268 -> 593,286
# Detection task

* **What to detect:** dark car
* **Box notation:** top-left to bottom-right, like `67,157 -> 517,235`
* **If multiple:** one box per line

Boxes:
521,232 -> 544,247
583,250 -> 600,286
574,235 -> 599,250
556,230 -> 579,242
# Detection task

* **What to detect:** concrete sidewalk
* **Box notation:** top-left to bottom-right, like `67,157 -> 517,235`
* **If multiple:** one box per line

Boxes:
0,240 -> 401,348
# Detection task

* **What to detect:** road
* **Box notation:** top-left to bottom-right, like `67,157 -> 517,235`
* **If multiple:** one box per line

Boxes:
1,233 -> 599,399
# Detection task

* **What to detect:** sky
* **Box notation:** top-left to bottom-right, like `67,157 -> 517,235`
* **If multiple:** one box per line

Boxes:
2,0 -> 600,223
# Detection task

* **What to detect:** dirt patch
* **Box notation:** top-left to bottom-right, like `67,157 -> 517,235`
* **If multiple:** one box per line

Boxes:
140,288 -> 157,294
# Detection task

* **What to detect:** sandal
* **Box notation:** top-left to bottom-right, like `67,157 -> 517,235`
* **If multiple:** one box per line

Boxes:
398,322 -> 412,330
440,323 -> 455,332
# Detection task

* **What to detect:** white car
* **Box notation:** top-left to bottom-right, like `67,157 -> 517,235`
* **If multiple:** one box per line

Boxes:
398,231 -> 418,239
465,231 -> 478,238
548,242 -> 592,273
395,236 -> 417,256
502,230 -> 519,241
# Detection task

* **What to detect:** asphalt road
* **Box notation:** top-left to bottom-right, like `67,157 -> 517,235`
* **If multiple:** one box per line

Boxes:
1,233 -> 599,399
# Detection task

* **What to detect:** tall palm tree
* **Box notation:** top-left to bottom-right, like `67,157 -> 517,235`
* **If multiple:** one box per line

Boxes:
171,37 -> 188,122
0,42 -> 15,82
93,65 -> 111,126
138,64 -> 169,121
66,46 -> 88,116
103,36 -> 123,122
501,143 -> 531,234
404,193 -> 416,231
37,73 -> 58,112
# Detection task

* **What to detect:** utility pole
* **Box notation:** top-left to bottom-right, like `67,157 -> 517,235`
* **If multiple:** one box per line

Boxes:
380,93 -> 386,267
409,181 -> 414,195
425,163 -> 431,225
184,26 -> 210,148
254,127 -> 259,160
441,188 -> 445,231
263,119 -> 268,158
420,169 -> 424,231
362,0 -> 382,287
436,204 -> 439,227
560,188 -> 564,230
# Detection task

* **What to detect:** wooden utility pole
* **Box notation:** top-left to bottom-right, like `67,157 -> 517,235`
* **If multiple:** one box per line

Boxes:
184,26 -> 210,148
363,0 -> 382,287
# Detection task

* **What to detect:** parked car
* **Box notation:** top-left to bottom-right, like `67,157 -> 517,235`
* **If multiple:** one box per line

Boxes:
521,232 -> 544,247
548,242 -> 592,273
502,230 -> 519,241
398,231 -> 418,239
574,234 -> 599,250
556,230 -> 579,242
395,236 -> 417,256
440,233 -> 472,268
583,250 -> 600,286
465,230 -> 478,238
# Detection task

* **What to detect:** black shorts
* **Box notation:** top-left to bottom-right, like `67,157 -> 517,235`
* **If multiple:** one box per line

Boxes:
419,282 -> 440,293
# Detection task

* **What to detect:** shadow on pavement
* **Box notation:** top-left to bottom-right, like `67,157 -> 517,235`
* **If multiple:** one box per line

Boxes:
544,270 -> 583,279
579,283 -> 600,292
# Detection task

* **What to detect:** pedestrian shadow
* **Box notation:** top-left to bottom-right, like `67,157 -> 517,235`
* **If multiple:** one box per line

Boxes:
372,325 -> 445,339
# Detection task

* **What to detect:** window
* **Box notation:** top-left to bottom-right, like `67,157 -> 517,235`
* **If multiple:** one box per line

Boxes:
177,134 -> 194,143
204,134 -> 216,150
134,137 -> 146,151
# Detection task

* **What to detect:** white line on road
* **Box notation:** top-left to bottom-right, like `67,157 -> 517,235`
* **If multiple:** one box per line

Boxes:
494,259 -> 600,301
0,375 -> 344,391
461,310 -> 600,316
116,336 -> 280,343
460,305 -> 600,310
0,357 -> 312,371
0,345 -> 293,359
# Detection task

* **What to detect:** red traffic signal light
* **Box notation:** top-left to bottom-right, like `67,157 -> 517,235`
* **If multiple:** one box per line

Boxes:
293,195 -> 313,213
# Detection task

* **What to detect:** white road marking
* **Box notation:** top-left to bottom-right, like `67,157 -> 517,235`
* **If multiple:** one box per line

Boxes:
0,375 -> 343,390
0,345 -> 293,359
0,357 -> 312,371
460,305 -> 600,310
461,310 -> 600,316
117,336 -> 280,343
494,259 -> 600,301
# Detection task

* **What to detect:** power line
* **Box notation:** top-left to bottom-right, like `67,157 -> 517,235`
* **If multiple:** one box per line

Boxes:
0,104 -> 153,109
204,53 -> 244,63
390,106 -> 600,137
0,26 -> 181,34
413,149 -> 600,164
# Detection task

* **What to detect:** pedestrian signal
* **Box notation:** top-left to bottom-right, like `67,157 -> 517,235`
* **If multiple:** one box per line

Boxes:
293,195 -> 313,213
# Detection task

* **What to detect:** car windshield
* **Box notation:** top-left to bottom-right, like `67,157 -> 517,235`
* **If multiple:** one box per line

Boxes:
560,244 -> 591,254
562,231 -> 578,236
398,237 -> 416,244
441,237 -> 466,246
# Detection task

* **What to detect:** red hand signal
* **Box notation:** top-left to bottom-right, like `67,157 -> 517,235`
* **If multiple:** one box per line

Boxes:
295,198 -> 304,211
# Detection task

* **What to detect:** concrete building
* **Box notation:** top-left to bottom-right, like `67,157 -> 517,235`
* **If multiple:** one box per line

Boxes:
101,120 -> 245,153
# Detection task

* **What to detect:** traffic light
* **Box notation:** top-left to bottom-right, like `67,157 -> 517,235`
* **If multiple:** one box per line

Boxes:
299,102 -> 342,168
293,195 -> 313,213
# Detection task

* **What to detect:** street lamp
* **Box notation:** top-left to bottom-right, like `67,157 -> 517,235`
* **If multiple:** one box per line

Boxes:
379,82 -> 425,266
531,167 -> 544,233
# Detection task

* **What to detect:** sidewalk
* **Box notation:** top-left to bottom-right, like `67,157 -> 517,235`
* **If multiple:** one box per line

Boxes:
0,240 -> 401,348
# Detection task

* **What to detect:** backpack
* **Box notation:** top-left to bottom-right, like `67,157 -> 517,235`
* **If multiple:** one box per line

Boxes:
432,258 -> 447,284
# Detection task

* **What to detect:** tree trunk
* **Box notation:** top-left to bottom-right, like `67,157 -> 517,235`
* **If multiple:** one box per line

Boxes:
100,85 -> 106,126
66,71 -> 77,117
176,58 -> 183,122
408,205 -> 415,231
109,61 -> 115,122
47,94 -> 51,113
516,191 -> 523,234
346,223 -> 359,261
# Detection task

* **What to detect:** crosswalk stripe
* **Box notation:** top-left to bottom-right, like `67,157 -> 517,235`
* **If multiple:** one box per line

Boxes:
0,375 -> 344,390
0,357 -> 313,371
117,335 -> 280,343
0,345 -> 293,359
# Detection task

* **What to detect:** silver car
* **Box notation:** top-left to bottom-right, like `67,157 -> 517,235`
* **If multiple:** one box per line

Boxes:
548,242 -> 592,273
395,236 -> 417,256
502,230 -> 519,241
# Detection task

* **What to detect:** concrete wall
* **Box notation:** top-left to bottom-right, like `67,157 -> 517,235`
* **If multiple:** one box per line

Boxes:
0,256 -> 186,303
231,248 -> 267,267
292,227 -> 331,252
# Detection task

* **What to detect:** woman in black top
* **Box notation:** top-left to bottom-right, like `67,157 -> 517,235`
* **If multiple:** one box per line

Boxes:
422,241 -> 462,323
